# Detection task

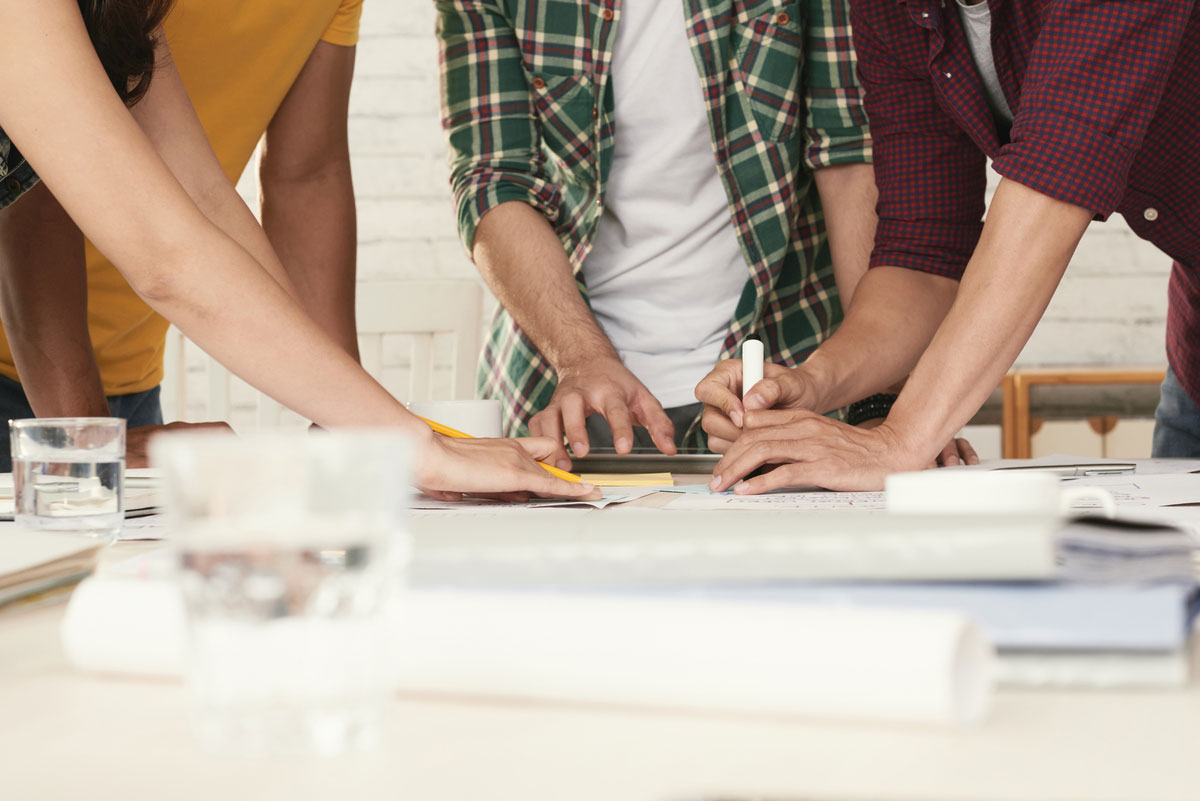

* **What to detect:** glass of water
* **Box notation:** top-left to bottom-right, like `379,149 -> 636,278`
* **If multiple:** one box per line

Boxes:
10,417 -> 125,541
151,430 -> 412,756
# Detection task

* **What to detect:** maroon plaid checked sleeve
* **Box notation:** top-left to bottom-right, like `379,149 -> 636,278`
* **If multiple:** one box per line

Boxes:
851,0 -> 1200,406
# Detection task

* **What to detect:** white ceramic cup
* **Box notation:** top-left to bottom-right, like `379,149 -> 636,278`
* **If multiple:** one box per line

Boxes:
406,399 -> 504,438
885,469 -> 1116,518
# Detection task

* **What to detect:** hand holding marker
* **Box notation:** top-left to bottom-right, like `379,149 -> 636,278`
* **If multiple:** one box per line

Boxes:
742,338 -> 764,402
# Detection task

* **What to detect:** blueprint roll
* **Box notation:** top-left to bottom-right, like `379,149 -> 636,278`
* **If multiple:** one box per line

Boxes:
62,577 -> 185,677
63,578 -> 994,725
388,588 -> 995,726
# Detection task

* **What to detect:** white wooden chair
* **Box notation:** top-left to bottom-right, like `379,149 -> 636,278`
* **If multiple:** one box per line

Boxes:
160,328 -> 288,431
355,279 -> 483,402
160,279 -> 485,430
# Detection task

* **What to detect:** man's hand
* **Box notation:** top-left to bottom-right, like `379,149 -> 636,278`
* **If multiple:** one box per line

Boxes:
696,359 -> 821,453
935,436 -> 979,467
708,409 -> 927,493
529,356 -> 676,469
856,416 -> 979,467
126,421 -> 233,468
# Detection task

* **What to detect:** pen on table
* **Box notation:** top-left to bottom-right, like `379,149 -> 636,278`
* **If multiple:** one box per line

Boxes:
415,415 -> 584,483
742,338 -> 764,402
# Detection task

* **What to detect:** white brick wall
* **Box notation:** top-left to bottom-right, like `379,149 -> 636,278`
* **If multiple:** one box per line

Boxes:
986,168 -> 1172,369
342,7 -> 1172,371
350,1 -> 477,285
188,4 -> 1172,431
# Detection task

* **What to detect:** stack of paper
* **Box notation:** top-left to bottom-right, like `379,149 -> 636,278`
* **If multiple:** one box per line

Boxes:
0,529 -> 103,607
405,511 -> 1195,585
0,469 -> 163,521
406,509 -> 1199,688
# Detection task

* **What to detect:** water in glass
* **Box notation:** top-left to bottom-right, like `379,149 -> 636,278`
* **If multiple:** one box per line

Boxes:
178,528 -> 392,755
13,455 -> 124,539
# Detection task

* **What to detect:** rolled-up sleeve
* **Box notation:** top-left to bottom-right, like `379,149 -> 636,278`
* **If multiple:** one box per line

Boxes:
436,0 -> 562,253
802,0 -> 871,170
992,1 -> 1193,219
852,5 -> 986,280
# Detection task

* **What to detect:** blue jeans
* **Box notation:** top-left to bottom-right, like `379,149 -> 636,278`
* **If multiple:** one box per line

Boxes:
0,374 -> 163,472
1152,367 -> 1200,458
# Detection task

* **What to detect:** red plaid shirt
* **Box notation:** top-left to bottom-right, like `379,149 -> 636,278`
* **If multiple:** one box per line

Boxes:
852,0 -> 1200,405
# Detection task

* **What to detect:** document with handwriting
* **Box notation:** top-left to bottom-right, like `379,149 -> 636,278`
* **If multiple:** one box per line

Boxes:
665,490 -> 886,511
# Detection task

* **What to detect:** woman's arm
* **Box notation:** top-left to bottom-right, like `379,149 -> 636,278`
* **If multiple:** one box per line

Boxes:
0,0 -> 596,499
0,0 -> 388,427
127,37 -> 299,299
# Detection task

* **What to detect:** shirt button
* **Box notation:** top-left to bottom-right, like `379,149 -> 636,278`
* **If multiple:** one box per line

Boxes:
3,177 -> 20,196
944,72 -> 952,79
602,8 -> 614,20
922,11 -> 930,17
531,77 -> 545,90
1144,207 -> 1159,221
776,12 -> 790,24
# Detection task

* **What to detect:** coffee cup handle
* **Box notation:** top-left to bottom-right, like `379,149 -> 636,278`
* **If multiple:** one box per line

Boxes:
1060,486 -> 1117,518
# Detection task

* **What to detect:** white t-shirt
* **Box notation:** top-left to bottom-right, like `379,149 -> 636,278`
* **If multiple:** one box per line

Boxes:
955,0 -> 1014,125
582,0 -> 749,409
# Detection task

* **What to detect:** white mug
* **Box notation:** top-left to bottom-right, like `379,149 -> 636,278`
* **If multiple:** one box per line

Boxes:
885,469 -> 1116,518
407,399 -> 504,439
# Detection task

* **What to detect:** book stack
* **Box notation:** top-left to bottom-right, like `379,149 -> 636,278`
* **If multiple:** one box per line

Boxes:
406,510 -> 1199,688
0,529 -> 104,608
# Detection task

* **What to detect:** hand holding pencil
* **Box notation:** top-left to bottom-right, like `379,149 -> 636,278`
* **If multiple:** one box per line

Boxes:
412,415 -> 600,502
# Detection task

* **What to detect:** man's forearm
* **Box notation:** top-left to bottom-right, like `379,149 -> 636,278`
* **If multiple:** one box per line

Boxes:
261,161 -> 359,358
472,201 -> 617,370
0,182 -> 108,417
800,265 -> 959,413
259,40 -> 359,359
812,162 -> 878,306
886,179 -> 1094,459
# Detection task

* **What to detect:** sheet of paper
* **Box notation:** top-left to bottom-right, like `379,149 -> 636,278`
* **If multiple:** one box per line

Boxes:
578,473 -> 673,487
972,455 -> 1200,475
117,514 -> 169,541
658,484 -> 732,495
1063,473 -> 1200,509
665,489 -> 886,511
409,487 -> 660,512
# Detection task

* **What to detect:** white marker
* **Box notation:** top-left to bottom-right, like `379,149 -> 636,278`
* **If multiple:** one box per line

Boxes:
741,338 -> 764,401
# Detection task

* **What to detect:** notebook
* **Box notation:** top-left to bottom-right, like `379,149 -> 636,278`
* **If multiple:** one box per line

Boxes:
0,528 -> 104,607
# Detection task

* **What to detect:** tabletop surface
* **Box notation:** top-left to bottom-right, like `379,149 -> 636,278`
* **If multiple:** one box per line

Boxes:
4,482 -> 1200,801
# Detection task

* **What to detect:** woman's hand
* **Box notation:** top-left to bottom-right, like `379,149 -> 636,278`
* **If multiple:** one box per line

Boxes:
413,432 -> 601,502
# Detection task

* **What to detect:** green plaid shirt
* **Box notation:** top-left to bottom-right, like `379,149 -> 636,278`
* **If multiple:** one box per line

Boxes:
436,0 -> 870,447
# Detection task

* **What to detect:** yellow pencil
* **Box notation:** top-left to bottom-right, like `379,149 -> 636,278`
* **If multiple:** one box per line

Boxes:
415,415 -> 583,483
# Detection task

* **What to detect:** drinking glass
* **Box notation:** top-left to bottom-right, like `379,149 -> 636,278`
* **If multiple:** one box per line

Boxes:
151,430 -> 412,756
10,417 -> 125,542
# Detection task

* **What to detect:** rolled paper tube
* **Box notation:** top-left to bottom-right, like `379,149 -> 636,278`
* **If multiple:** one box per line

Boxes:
62,579 -> 994,726
388,588 -> 994,726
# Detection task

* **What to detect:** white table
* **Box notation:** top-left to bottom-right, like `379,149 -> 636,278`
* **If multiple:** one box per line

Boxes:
5,486 -> 1200,801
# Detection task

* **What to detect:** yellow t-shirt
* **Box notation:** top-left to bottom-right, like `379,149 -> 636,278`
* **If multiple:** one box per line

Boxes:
0,0 -> 364,395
